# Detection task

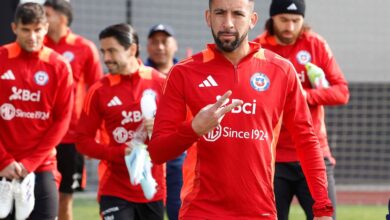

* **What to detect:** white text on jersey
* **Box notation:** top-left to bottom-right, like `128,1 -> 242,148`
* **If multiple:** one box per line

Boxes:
9,87 -> 41,102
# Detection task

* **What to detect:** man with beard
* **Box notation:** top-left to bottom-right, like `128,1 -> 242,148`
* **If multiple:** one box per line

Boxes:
76,23 -> 166,220
148,0 -> 333,219
253,0 -> 349,220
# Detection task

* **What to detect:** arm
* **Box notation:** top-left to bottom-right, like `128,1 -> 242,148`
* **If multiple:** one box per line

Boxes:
20,62 -> 74,172
76,83 -> 127,163
0,140 -> 14,172
148,68 -> 240,164
148,68 -> 199,164
306,41 -> 349,106
0,140 -> 23,179
283,64 -> 333,217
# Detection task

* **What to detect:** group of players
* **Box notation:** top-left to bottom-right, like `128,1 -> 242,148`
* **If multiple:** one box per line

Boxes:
0,0 -> 349,220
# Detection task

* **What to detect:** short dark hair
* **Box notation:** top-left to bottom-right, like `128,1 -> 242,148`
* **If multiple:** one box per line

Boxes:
14,2 -> 47,25
44,0 -> 73,26
99,23 -> 140,57
209,0 -> 254,9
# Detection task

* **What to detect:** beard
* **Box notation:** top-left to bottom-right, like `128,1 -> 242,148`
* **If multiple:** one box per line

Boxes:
105,61 -> 121,73
274,29 -> 299,45
212,29 -> 248,53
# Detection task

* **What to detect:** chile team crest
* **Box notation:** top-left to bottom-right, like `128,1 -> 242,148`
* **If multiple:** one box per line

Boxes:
34,71 -> 49,86
250,73 -> 270,92
296,50 -> 312,65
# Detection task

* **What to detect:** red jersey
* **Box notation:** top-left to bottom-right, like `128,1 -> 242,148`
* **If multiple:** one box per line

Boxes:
254,31 -> 349,164
76,65 -> 166,203
44,30 -> 103,143
0,42 -> 73,172
149,43 -> 333,219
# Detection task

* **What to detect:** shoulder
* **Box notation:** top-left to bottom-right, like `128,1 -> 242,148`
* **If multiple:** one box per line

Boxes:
43,46 -> 71,70
0,45 -> 8,59
258,48 -> 295,75
139,65 -> 166,83
67,32 -> 98,51
301,31 -> 328,46
0,43 -> 20,60
170,49 -> 210,74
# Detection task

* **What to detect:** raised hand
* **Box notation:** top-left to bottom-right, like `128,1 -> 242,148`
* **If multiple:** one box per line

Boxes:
191,90 -> 243,136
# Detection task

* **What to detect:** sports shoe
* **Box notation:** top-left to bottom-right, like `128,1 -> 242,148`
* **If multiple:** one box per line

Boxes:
13,173 -> 35,220
0,177 -> 13,218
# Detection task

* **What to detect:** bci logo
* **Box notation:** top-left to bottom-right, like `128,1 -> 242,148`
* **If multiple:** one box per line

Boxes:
216,96 -> 256,115
9,87 -> 41,102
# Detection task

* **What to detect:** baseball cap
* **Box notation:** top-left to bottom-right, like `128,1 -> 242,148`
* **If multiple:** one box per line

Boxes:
148,24 -> 175,38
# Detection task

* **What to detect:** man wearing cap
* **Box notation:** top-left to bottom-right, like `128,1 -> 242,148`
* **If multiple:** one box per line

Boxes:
145,24 -> 184,220
254,0 -> 349,219
145,24 -> 178,74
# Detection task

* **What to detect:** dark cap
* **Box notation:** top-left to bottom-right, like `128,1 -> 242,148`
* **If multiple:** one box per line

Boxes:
270,0 -> 305,17
148,24 -> 175,38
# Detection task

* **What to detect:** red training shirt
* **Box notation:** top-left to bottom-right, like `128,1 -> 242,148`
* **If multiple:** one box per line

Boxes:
0,42 -> 73,172
254,31 -> 349,164
44,29 -> 103,143
149,43 -> 333,219
76,65 -> 166,203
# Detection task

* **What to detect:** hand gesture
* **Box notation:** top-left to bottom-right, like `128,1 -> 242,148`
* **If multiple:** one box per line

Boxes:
191,90 -> 242,136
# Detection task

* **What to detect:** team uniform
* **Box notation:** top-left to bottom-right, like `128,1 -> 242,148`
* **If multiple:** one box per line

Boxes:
254,31 -> 349,219
0,42 -> 73,219
145,57 -> 186,220
44,30 -> 103,193
76,64 -> 166,220
149,42 -> 333,219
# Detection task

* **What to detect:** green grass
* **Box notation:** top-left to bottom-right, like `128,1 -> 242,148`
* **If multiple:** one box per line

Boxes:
73,197 -> 388,220
289,204 -> 387,220
74,197 -> 100,220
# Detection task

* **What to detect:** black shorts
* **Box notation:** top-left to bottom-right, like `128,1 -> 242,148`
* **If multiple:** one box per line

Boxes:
3,171 -> 58,220
56,143 -> 86,193
100,196 -> 164,220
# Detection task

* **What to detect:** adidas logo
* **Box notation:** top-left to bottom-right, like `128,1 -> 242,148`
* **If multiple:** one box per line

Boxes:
199,75 -> 218,87
1,70 -> 15,80
287,3 -> 298,10
107,96 -> 122,107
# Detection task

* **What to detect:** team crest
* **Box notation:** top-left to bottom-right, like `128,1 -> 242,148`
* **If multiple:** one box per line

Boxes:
34,71 -> 49,86
296,50 -> 311,65
62,51 -> 75,62
250,73 -> 270,92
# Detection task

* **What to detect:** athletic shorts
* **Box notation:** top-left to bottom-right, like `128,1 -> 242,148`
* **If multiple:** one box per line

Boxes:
56,143 -> 86,193
2,171 -> 58,220
100,196 -> 164,220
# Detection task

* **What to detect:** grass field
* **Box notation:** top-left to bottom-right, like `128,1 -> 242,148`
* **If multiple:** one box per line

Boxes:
74,197 -> 388,220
